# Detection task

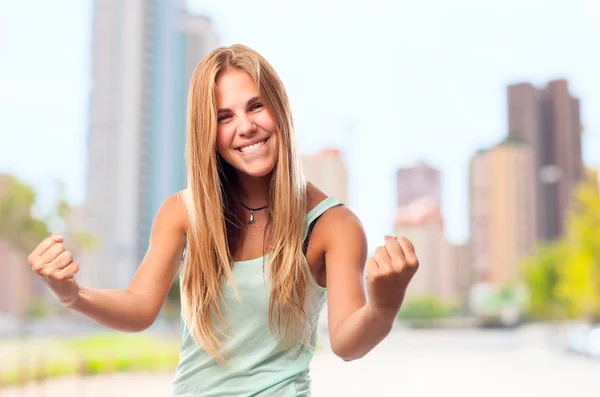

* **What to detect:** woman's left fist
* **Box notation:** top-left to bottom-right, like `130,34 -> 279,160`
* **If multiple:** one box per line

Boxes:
365,235 -> 419,315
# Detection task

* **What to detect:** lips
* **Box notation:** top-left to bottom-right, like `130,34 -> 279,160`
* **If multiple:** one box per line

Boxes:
236,137 -> 269,153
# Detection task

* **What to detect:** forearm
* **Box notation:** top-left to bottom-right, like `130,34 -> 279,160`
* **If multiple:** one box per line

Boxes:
64,284 -> 156,332
329,302 -> 397,361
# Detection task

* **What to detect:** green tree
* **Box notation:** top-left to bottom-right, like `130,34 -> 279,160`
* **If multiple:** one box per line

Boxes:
46,180 -> 96,252
522,242 -> 567,320
0,176 -> 96,315
0,175 -> 49,256
556,169 -> 600,321
522,169 -> 600,322
397,295 -> 454,321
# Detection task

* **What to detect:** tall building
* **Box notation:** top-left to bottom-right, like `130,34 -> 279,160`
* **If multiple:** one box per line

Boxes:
468,150 -> 491,284
394,197 -> 446,299
393,162 -> 473,301
440,240 -> 472,302
507,79 -> 583,241
396,161 -> 441,208
82,1 -> 219,289
139,11 -> 220,266
302,149 -> 349,205
393,197 -> 471,302
469,138 -> 537,287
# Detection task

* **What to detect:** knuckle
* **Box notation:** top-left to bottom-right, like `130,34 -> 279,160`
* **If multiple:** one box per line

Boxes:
384,238 -> 396,247
375,248 -> 390,263
395,258 -> 407,267
32,258 -> 44,272
53,273 -> 66,282
37,268 -> 49,278
400,237 -> 415,251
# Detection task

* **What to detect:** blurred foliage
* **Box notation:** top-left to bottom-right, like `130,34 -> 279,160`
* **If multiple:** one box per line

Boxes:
47,180 -> 97,251
557,169 -> 600,321
0,333 -> 180,387
522,242 -> 566,319
0,175 -> 49,254
481,284 -> 527,312
0,175 -> 96,319
25,298 -> 53,319
0,176 -> 96,254
397,295 -> 459,321
523,169 -> 600,322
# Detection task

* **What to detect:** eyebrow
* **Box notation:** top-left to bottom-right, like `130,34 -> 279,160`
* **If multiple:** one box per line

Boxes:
217,96 -> 260,114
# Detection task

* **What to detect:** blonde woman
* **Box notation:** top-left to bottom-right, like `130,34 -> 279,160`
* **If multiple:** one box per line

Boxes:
27,44 -> 419,396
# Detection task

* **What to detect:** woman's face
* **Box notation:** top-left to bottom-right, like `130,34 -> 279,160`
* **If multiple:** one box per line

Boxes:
215,69 -> 278,178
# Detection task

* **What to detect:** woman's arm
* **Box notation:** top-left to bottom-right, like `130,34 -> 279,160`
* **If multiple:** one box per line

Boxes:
28,192 -> 187,332
319,207 -> 418,361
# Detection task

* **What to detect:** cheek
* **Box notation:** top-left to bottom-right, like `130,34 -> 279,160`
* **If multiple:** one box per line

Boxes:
257,111 -> 276,134
216,126 -> 233,156
271,135 -> 280,158
266,117 -> 277,134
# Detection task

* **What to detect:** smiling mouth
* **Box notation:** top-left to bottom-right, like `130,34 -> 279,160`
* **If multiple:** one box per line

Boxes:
236,137 -> 269,153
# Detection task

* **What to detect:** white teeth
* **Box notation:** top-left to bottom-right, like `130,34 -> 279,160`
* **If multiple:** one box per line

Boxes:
239,139 -> 266,152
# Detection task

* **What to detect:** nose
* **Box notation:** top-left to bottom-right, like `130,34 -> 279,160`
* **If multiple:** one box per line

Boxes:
236,113 -> 256,136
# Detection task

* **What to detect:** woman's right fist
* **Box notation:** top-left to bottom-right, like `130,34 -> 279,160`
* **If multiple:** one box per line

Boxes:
27,233 -> 80,306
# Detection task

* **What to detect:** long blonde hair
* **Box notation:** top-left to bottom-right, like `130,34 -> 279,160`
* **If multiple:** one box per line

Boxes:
180,44 -> 309,364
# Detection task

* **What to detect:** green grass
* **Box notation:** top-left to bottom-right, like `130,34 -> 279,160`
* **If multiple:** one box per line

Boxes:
0,333 -> 181,387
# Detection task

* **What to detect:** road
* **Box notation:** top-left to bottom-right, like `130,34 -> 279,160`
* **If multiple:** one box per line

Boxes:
4,325 -> 600,397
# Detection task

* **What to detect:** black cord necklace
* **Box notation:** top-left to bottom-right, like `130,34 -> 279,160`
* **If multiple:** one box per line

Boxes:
240,202 -> 268,224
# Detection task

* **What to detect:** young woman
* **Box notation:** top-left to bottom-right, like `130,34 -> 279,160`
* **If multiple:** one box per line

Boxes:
27,44 -> 419,396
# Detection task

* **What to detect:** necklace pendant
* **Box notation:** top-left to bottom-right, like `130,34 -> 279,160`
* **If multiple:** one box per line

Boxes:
249,211 -> 255,224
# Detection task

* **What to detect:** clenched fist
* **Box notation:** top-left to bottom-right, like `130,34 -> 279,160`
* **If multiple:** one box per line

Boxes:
27,233 -> 80,306
366,235 -> 419,315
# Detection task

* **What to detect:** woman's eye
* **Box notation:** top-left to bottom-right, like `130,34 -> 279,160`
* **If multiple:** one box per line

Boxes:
218,114 -> 231,122
250,103 -> 263,111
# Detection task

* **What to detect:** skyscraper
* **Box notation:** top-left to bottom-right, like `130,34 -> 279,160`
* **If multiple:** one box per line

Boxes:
394,162 -> 472,301
82,1 -> 218,289
394,197 -> 445,299
396,161 -> 441,208
139,11 -> 220,266
507,79 -> 583,241
469,138 -> 537,286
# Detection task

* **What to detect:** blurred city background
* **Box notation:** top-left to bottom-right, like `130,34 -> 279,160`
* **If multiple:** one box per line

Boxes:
1,0 -> 600,396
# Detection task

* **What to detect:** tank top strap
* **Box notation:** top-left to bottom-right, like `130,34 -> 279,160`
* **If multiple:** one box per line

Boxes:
303,196 -> 343,241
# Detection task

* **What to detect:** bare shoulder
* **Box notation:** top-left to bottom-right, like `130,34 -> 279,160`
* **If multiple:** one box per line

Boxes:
305,182 -> 367,254
320,205 -> 366,251
157,190 -> 188,233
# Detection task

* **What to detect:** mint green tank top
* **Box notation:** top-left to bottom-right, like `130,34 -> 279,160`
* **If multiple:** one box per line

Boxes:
171,197 -> 342,396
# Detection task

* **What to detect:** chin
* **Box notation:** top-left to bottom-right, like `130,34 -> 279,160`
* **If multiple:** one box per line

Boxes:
240,160 -> 277,178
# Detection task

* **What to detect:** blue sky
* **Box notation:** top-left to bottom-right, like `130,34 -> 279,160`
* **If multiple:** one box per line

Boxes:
1,0 -> 599,247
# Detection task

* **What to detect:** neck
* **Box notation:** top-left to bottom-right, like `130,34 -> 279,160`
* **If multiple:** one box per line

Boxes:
236,172 -> 271,209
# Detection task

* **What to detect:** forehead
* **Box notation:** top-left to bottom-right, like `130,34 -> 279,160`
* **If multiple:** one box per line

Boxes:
215,69 -> 259,107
